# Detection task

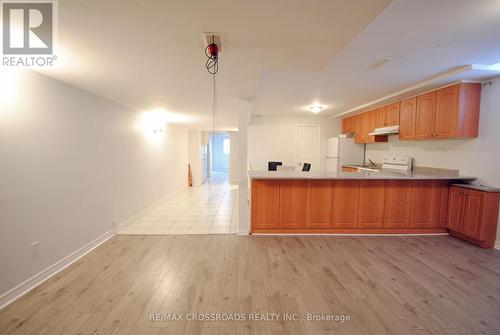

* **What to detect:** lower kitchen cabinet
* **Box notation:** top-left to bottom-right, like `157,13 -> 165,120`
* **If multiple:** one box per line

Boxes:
447,185 -> 500,248
462,190 -> 483,240
410,180 -> 438,228
278,180 -> 307,228
447,186 -> 464,232
251,179 -> 279,229
306,180 -> 333,228
251,179 -> 498,248
332,180 -> 360,228
384,180 -> 449,229
358,180 -> 386,228
434,181 -> 450,227
251,178 -> 466,236
384,180 -> 412,228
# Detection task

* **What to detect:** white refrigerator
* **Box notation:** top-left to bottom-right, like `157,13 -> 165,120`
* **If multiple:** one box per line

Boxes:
326,137 -> 364,172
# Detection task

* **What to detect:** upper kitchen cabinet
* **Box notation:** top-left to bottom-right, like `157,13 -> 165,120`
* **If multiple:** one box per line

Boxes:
375,102 -> 400,128
345,82 -> 481,143
399,97 -> 417,141
342,116 -> 356,134
435,83 -> 481,138
354,111 -> 388,144
399,82 -> 481,140
386,102 -> 400,126
415,91 -> 437,139
375,107 -> 387,128
364,111 -> 377,143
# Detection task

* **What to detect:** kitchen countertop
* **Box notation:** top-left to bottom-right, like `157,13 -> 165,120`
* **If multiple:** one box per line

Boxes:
451,183 -> 500,193
248,170 -> 476,180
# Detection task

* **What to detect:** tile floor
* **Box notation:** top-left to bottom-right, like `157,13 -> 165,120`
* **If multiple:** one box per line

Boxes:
118,173 -> 239,235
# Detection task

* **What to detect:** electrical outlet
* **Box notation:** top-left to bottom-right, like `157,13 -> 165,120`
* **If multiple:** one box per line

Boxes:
31,241 -> 40,256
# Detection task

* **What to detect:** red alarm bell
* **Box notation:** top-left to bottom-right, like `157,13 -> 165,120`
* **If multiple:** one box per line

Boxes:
207,43 -> 219,58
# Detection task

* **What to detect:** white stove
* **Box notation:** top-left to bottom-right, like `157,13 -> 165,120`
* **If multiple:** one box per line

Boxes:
382,155 -> 413,173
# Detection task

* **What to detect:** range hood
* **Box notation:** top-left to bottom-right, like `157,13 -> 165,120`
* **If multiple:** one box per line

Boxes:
369,125 -> 399,136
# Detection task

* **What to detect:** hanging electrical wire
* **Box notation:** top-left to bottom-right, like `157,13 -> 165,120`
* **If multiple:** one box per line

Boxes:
205,36 -> 219,141
211,73 -> 217,136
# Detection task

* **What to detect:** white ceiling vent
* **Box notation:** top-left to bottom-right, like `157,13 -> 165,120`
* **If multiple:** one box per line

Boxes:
369,58 -> 395,69
203,33 -> 223,53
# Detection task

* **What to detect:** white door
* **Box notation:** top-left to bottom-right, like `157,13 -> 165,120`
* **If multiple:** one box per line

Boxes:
201,144 -> 208,183
296,125 -> 320,171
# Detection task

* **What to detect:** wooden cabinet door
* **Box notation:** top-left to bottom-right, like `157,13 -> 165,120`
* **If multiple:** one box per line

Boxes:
384,180 -> 412,228
251,179 -> 279,229
410,180 -> 437,228
354,114 -> 365,144
462,190 -> 484,240
358,180 -> 386,228
435,84 -> 459,138
332,180 -> 359,228
375,107 -> 387,128
364,111 -> 377,143
447,186 -> 465,232
415,91 -> 437,139
399,97 -> 416,140
342,116 -> 355,134
386,102 -> 400,126
433,181 -> 449,228
342,117 -> 349,134
278,180 -> 307,228
306,180 -> 333,228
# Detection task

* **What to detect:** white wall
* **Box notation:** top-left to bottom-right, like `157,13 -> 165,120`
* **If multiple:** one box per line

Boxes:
248,115 -> 340,171
188,130 -> 203,185
365,76 -> 500,241
229,132 -> 239,184
0,70 -> 188,297
238,105 -> 251,234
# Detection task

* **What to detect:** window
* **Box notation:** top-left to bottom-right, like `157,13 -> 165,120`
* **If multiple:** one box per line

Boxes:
223,138 -> 230,154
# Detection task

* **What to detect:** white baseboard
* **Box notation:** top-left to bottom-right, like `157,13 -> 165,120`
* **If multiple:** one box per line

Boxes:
495,241 -> 500,251
0,229 -> 114,310
116,186 -> 187,233
237,229 -> 250,236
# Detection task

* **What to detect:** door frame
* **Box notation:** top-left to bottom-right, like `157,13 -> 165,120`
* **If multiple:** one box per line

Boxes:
296,124 -> 321,171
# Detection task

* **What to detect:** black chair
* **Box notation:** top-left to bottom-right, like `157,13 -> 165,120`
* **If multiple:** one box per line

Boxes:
268,161 -> 282,171
302,163 -> 311,172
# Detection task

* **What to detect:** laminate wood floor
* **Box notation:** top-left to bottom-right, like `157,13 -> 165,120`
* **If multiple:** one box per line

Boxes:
1,235 -> 500,335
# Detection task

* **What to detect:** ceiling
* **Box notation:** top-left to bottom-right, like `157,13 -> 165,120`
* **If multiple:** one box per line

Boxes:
39,0 -> 391,130
255,0 -> 500,118
40,0 -> 500,129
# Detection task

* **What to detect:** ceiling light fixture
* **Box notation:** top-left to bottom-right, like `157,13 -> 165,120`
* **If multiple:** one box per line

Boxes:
490,61 -> 500,70
309,104 -> 324,114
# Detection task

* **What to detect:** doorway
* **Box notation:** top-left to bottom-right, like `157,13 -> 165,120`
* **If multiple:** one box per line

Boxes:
296,125 -> 320,171
210,133 -> 230,181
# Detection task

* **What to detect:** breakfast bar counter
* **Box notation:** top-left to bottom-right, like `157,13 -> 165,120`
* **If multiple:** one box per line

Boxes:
249,170 -> 476,235
248,170 -> 476,181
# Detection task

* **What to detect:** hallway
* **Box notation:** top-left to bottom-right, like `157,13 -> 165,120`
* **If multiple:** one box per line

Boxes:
118,174 -> 239,235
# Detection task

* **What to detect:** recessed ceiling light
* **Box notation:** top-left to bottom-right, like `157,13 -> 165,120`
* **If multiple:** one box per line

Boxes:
309,104 -> 324,113
490,62 -> 500,70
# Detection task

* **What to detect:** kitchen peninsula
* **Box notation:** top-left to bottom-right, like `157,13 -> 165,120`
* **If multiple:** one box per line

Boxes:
249,169 -> 500,248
